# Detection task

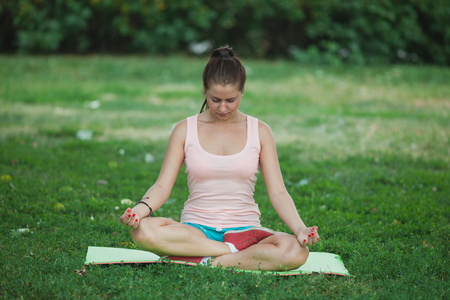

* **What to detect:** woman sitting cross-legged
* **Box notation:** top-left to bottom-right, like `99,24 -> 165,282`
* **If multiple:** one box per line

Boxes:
119,46 -> 320,271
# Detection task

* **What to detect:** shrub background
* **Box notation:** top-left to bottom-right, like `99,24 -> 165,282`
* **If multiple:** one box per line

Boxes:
1,0 -> 449,64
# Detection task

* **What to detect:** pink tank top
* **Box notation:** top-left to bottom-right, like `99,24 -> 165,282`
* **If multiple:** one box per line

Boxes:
180,114 -> 262,228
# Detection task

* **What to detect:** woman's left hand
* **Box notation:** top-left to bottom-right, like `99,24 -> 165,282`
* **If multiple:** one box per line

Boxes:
119,207 -> 141,229
297,226 -> 320,247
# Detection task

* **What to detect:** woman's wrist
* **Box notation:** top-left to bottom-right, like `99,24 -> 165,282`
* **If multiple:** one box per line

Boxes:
134,199 -> 153,218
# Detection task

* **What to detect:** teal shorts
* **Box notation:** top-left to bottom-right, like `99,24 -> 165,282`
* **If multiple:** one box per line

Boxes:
183,222 -> 252,242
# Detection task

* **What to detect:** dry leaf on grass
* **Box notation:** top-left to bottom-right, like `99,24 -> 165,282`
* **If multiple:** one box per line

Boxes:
422,240 -> 434,248
74,267 -> 87,277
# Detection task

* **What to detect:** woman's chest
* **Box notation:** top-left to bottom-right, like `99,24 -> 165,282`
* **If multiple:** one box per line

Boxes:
197,123 -> 247,156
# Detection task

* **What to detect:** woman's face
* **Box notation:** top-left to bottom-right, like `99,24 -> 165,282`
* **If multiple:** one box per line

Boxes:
205,83 -> 243,120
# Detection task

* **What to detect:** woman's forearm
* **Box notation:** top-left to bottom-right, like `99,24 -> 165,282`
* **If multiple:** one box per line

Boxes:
136,183 -> 171,217
269,190 -> 307,236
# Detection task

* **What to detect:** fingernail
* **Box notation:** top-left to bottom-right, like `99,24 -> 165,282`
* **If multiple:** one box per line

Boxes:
308,234 -> 311,237
126,208 -> 131,213
135,219 -> 138,222
128,214 -> 131,217
312,233 -> 315,236
132,214 -> 136,217
304,239 -> 307,242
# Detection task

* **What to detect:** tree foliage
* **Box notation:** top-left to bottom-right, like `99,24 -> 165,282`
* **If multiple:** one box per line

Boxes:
0,0 -> 448,64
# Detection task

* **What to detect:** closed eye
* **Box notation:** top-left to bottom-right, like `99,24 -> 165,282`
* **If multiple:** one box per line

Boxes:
211,97 -> 237,103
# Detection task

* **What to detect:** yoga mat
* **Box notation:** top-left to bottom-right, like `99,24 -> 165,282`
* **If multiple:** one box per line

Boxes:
85,247 -> 350,276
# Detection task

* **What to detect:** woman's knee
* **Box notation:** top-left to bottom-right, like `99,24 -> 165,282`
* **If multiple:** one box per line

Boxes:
130,217 -> 162,249
279,236 -> 310,269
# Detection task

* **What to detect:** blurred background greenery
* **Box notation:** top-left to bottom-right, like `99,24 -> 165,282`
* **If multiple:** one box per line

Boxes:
1,0 -> 449,65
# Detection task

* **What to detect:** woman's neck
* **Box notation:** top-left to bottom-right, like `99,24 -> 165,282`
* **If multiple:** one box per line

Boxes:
201,109 -> 245,124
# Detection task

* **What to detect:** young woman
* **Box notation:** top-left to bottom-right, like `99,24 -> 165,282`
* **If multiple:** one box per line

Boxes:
119,46 -> 320,271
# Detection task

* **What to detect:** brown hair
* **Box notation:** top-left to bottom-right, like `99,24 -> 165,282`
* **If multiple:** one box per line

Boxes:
200,46 -> 246,113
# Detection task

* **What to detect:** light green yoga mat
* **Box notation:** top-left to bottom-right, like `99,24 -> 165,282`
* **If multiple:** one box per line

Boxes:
85,247 -> 351,276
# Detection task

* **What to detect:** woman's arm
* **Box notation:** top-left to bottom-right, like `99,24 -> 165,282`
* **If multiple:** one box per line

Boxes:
258,120 -> 319,246
119,120 -> 187,227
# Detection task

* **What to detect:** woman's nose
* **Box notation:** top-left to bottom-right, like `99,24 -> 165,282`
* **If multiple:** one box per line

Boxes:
218,102 -> 227,111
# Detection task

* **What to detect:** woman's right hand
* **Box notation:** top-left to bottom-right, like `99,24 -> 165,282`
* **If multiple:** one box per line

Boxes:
297,226 -> 320,247
119,207 -> 141,229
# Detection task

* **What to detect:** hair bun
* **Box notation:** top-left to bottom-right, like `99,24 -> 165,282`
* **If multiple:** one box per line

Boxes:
211,46 -> 235,59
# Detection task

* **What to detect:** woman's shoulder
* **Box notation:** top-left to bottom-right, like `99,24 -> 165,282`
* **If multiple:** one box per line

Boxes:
171,113 -> 200,136
257,118 -> 272,134
246,114 -> 269,128
174,118 -> 188,128
174,113 -> 199,128
170,118 -> 188,140
256,118 -> 275,145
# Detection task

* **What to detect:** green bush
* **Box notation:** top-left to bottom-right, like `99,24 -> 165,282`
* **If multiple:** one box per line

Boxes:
295,0 -> 450,65
0,0 -> 448,65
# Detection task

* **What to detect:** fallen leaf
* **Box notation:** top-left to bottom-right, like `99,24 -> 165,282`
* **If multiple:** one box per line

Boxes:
53,203 -> 66,212
74,267 -> 86,277
86,100 -> 101,110
97,179 -> 108,185
121,199 -> 134,206
11,228 -> 31,235
59,186 -> 73,193
422,240 -> 434,248
76,130 -> 93,141
119,242 -> 135,249
295,179 -> 309,187
1,175 -> 12,181
145,153 -> 155,163
108,161 -> 118,168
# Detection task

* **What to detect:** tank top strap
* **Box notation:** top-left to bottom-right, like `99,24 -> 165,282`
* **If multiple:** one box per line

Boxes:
184,115 -> 197,152
247,115 -> 261,152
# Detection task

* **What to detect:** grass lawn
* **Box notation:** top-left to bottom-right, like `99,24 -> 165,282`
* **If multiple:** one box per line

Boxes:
0,55 -> 448,299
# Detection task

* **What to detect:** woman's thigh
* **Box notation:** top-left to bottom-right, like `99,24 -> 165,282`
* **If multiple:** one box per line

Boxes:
135,217 -> 207,239
259,231 -> 304,254
132,217 -> 232,256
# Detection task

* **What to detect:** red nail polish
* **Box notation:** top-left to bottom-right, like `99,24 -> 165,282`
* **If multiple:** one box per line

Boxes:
128,214 -> 131,217
312,233 -> 315,236
132,214 -> 136,217
304,239 -> 307,242
308,234 -> 311,237
135,219 -> 138,222
126,208 -> 131,213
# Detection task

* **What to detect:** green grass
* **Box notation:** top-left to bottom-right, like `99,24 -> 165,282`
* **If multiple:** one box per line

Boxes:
0,55 -> 449,299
